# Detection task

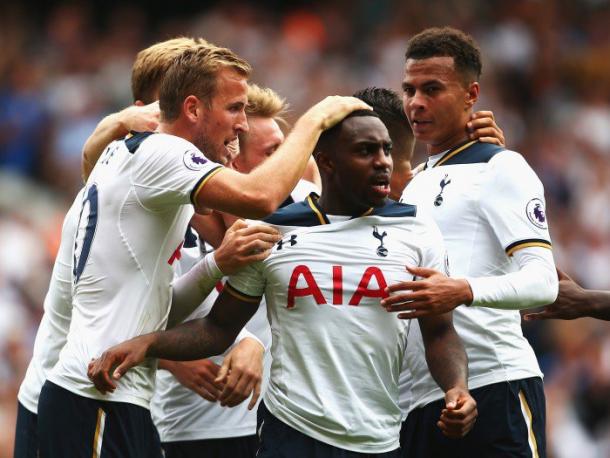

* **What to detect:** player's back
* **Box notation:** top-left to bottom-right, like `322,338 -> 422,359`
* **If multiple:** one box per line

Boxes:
49,132 -> 222,408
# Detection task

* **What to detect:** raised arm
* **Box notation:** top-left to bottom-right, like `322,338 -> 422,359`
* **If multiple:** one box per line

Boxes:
167,220 -> 279,328
418,313 -> 477,438
81,102 -> 160,181
194,96 -> 370,218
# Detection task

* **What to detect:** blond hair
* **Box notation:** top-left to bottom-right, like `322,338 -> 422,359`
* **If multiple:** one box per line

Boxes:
159,44 -> 252,121
131,37 -> 211,104
245,84 -> 288,124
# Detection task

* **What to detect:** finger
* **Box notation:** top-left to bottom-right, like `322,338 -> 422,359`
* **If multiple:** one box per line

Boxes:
227,219 -> 247,233
469,135 -> 502,146
190,383 -> 220,402
223,372 -> 256,407
523,310 -> 554,321
556,268 -> 572,282
215,358 -> 231,385
219,370 -> 242,406
238,224 -> 281,238
470,110 -> 495,121
382,289 -> 429,306
240,237 -> 280,254
113,357 -> 136,380
396,309 -> 439,320
384,295 -> 431,311
248,379 -> 262,410
405,265 -> 440,278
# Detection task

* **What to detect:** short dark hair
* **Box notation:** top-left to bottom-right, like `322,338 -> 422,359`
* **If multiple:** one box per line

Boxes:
353,87 -> 408,128
405,27 -> 482,82
314,109 -> 380,156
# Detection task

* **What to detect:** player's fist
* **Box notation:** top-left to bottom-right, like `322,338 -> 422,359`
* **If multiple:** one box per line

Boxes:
87,334 -> 153,394
438,387 -> 477,438
302,96 -> 372,131
437,388 -> 478,439
120,101 -> 160,133
215,219 -> 281,274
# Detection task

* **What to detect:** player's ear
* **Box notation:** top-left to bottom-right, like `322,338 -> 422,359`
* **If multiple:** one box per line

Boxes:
134,100 -> 145,107
465,82 -> 479,109
315,150 -> 334,175
183,95 -> 200,123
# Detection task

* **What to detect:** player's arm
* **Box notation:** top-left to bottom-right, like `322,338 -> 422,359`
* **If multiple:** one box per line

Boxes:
467,110 -> 505,146
167,220 -> 279,327
88,287 -> 260,393
195,96 -> 370,218
418,313 -> 477,438
81,102 -> 160,181
525,269 -> 610,321
158,328 -> 264,408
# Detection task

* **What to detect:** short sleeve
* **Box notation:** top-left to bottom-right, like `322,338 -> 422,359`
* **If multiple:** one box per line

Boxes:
479,151 -> 552,257
225,261 -> 266,303
131,134 -> 223,210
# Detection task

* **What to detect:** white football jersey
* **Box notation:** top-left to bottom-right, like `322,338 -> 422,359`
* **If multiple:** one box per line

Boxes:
48,132 -> 223,408
400,141 -> 551,413
151,237 -> 272,441
18,189 -> 84,413
228,197 -> 446,453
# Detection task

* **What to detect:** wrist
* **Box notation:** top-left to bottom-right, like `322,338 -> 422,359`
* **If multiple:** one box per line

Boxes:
459,279 -> 474,305
209,251 -> 225,277
240,336 -> 265,354
116,109 -> 134,136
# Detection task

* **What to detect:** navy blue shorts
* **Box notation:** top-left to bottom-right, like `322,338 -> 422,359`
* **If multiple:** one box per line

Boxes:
14,401 -> 38,458
162,435 -> 259,458
37,380 -> 162,458
400,377 -> 546,458
257,401 -> 401,458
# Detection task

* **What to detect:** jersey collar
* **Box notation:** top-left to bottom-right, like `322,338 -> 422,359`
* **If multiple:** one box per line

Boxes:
424,139 -> 477,170
306,193 -> 375,225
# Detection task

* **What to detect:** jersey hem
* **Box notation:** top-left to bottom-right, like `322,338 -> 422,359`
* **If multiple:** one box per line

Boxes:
265,397 -> 399,454
16,392 -> 37,415
158,424 -> 256,442
47,375 -> 151,410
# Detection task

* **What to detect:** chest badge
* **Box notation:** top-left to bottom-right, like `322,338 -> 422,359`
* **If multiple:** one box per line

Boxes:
434,174 -> 452,207
372,226 -> 388,257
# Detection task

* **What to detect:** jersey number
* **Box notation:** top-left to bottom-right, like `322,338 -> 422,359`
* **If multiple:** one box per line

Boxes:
73,184 -> 99,284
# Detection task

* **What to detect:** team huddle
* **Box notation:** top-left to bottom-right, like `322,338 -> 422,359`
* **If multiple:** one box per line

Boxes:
15,27 -> 560,458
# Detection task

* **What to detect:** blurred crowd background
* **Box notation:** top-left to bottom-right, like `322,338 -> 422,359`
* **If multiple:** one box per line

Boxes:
1,0 -> 609,456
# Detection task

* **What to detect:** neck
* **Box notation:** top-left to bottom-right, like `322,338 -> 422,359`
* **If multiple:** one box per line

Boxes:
158,120 -> 193,143
317,190 -> 378,216
426,132 -> 471,156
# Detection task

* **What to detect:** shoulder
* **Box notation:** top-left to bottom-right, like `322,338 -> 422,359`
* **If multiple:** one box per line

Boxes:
488,149 -> 542,185
263,200 -> 321,227
371,200 -> 417,218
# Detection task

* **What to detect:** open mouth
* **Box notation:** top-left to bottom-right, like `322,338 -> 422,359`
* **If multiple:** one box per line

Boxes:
370,176 -> 391,197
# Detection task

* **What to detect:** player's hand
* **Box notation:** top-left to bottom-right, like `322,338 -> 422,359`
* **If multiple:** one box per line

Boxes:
162,359 -> 224,401
215,220 -> 281,275
303,96 -> 372,131
216,337 -> 264,410
225,138 -> 240,166
120,101 -> 160,133
87,335 -> 153,394
381,266 -> 473,319
524,269 -> 585,321
438,387 -> 477,438
467,110 -> 505,147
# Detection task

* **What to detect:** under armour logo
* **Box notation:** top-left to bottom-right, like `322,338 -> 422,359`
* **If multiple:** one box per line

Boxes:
372,226 -> 388,257
277,234 -> 297,250
434,174 -> 451,207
